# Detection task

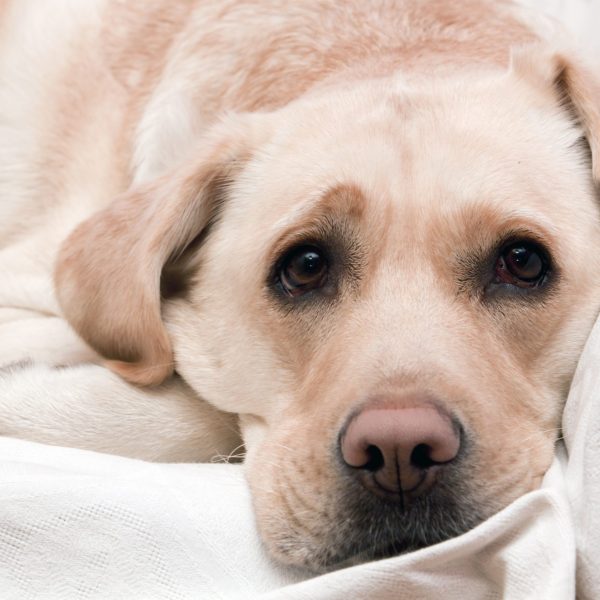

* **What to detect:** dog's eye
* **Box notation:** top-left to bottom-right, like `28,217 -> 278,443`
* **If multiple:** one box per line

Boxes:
494,241 -> 548,288
279,245 -> 328,296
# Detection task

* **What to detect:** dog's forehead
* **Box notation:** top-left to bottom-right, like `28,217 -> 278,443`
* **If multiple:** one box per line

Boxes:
237,73 -> 593,243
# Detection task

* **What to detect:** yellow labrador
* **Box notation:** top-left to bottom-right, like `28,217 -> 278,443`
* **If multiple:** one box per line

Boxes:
1,0 -> 600,570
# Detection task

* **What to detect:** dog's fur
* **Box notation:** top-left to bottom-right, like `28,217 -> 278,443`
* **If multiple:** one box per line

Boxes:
2,0 -> 600,570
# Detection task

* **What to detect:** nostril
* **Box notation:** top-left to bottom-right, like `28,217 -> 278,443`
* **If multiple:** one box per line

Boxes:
341,403 -> 461,483
410,443 -> 437,469
363,445 -> 384,471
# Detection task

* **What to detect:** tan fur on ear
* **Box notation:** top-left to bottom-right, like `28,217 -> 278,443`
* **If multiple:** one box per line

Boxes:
510,45 -> 600,182
55,116 -> 263,386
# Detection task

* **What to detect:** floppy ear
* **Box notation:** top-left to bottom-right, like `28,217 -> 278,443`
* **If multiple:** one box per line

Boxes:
55,116 -> 265,386
510,45 -> 600,182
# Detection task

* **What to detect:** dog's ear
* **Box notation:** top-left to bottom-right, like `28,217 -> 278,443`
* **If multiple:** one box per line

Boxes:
510,45 -> 600,182
55,116 -> 266,386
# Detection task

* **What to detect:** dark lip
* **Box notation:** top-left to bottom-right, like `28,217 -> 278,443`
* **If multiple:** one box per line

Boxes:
311,503 -> 481,571
281,462 -> 485,572
371,468 -> 428,496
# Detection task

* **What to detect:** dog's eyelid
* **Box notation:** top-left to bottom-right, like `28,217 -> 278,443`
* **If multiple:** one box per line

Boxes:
495,230 -> 556,269
480,227 -> 555,268
454,226 -> 557,300
266,213 -> 362,276
496,227 -> 552,249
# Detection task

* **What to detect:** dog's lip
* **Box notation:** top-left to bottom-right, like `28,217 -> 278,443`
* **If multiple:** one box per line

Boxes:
311,503 -> 474,570
371,469 -> 428,496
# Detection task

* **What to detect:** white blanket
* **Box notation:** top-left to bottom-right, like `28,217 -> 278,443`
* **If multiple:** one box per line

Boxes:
0,312 -> 599,600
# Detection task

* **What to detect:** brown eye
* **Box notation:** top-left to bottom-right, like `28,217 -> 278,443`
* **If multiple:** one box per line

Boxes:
279,246 -> 328,296
495,241 -> 548,287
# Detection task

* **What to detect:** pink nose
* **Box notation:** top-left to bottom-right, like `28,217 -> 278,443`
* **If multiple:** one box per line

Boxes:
340,403 -> 460,497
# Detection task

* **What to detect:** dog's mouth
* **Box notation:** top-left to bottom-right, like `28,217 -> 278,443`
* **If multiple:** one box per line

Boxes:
267,470 -> 485,572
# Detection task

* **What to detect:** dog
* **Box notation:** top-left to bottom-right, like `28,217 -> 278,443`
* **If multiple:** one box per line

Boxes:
1,0 -> 600,571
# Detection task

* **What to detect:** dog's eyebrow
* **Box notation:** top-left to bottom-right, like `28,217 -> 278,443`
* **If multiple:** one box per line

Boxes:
273,185 -> 366,255
270,184 -> 367,234
265,184 -> 367,295
265,184 -> 368,278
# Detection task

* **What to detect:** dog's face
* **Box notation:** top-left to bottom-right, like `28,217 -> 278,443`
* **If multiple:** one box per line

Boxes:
57,49 -> 600,570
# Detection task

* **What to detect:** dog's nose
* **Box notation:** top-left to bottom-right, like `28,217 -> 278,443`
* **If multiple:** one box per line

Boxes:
340,403 -> 460,497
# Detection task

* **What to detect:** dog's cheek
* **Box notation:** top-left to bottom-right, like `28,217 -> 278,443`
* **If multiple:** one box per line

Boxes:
245,415 -> 340,569
470,407 -> 557,512
162,297 -> 291,417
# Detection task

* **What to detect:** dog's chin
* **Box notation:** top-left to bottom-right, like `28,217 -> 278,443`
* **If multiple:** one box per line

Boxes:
265,480 -> 486,573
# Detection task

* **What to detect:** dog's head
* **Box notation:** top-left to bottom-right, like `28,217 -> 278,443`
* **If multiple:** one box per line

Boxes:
56,47 -> 600,570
